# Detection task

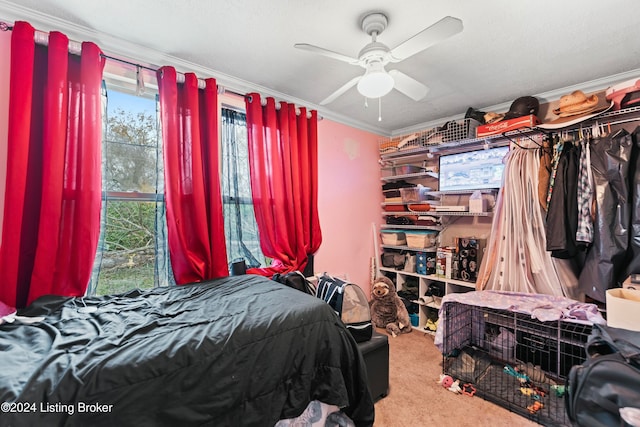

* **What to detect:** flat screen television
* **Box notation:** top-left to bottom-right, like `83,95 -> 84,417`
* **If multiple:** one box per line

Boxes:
438,145 -> 509,192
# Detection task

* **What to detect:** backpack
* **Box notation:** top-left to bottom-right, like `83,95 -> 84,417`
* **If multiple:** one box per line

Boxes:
565,323 -> 640,426
272,271 -> 316,295
315,273 -> 372,343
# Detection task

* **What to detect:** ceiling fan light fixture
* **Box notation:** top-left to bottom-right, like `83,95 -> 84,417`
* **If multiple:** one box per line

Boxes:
357,62 -> 394,98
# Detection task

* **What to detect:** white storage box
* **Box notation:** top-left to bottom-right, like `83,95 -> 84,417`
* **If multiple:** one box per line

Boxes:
468,191 -> 487,213
405,231 -> 437,249
380,231 -> 406,246
606,288 -> 640,331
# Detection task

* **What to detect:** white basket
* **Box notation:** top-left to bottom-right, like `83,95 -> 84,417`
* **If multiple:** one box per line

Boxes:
378,127 -> 440,155
381,231 -> 406,246
438,118 -> 480,142
378,118 -> 481,156
406,232 -> 437,249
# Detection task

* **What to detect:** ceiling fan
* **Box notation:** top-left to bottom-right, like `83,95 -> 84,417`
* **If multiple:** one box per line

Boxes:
295,12 -> 463,105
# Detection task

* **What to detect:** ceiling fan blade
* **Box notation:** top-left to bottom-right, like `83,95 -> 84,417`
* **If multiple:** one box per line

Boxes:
294,43 -> 361,66
389,16 -> 463,62
319,76 -> 361,105
388,70 -> 429,101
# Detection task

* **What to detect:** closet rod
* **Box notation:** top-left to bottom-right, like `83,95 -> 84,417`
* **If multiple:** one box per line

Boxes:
580,116 -> 640,129
547,117 -> 640,138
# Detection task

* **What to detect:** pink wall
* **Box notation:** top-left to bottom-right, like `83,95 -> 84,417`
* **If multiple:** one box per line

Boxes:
315,119 -> 382,297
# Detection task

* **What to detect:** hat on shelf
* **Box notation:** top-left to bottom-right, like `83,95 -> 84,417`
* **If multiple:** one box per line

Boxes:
552,90 -> 599,117
606,77 -> 640,110
503,96 -> 540,120
538,90 -> 613,130
480,96 -> 539,125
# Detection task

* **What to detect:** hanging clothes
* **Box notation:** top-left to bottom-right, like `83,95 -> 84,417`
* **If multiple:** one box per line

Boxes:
575,138 -> 595,245
622,126 -> 640,278
537,139 -> 553,212
545,137 -> 564,211
545,141 -> 581,259
578,129 -> 633,302
477,147 -> 570,296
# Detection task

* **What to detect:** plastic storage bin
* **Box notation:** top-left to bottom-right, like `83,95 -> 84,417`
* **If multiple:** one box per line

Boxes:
399,186 -> 431,203
380,230 -> 406,246
405,231 -> 437,249
393,165 -> 424,175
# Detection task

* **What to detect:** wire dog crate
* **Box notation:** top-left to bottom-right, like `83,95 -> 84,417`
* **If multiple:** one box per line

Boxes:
441,302 -> 592,426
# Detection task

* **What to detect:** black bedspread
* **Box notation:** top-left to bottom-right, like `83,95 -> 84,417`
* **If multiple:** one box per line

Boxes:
0,275 -> 374,426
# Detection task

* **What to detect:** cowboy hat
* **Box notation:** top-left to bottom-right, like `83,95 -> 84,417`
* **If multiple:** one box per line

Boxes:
538,100 -> 613,130
553,90 -> 599,117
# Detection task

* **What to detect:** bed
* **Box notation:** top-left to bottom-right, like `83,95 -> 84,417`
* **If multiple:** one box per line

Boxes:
0,274 -> 374,426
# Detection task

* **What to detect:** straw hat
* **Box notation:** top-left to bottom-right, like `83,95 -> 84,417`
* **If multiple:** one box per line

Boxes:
553,90 -> 599,117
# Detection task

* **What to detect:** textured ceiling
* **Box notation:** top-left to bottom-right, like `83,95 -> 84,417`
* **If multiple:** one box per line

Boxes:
2,0 -> 640,135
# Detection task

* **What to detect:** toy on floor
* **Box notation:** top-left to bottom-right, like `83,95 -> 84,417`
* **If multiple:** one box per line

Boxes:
550,384 -> 566,397
516,362 -> 557,385
520,386 -> 546,400
424,318 -> 438,332
369,276 -> 412,337
438,374 -> 453,388
462,383 -> 476,396
437,374 -> 462,394
448,379 -> 462,394
503,364 -> 530,384
527,401 -> 544,414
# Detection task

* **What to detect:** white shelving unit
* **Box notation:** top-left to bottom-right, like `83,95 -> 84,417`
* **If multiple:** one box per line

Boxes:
379,124 -> 498,333
378,105 -> 640,333
379,266 -> 476,333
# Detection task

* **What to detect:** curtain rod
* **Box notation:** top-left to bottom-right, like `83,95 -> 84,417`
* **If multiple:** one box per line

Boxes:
1,20 -> 320,117
0,21 -> 239,98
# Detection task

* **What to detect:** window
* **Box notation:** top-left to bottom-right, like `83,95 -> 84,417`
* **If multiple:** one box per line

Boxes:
221,108 -> 268,269
88,64 -> 266,295
88,66 -> 172,296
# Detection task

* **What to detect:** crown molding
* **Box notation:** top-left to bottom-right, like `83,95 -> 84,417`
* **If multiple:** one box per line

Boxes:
0,0 -> 389,136
8,0 -> 636,139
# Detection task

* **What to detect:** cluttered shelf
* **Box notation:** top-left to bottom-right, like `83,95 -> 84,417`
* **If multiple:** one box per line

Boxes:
381,244 -> 437,252
378,267 -> 476,290
381,171 -> 439,181
381,224 -> 443,231
381,210 -> 491,217
379,118 -> 521,160
380,104 -> 640,161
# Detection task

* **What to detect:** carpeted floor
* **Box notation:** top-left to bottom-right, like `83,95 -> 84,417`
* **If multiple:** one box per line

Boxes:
372,328 -> 540,427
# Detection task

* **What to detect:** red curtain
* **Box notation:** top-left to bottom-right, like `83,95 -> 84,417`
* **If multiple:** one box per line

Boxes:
0,21 -> 105,308
156,66 -> 228,284
244,93 -> 322,276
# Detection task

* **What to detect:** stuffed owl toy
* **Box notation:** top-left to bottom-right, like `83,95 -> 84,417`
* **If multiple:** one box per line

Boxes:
369,276 -> 412,337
